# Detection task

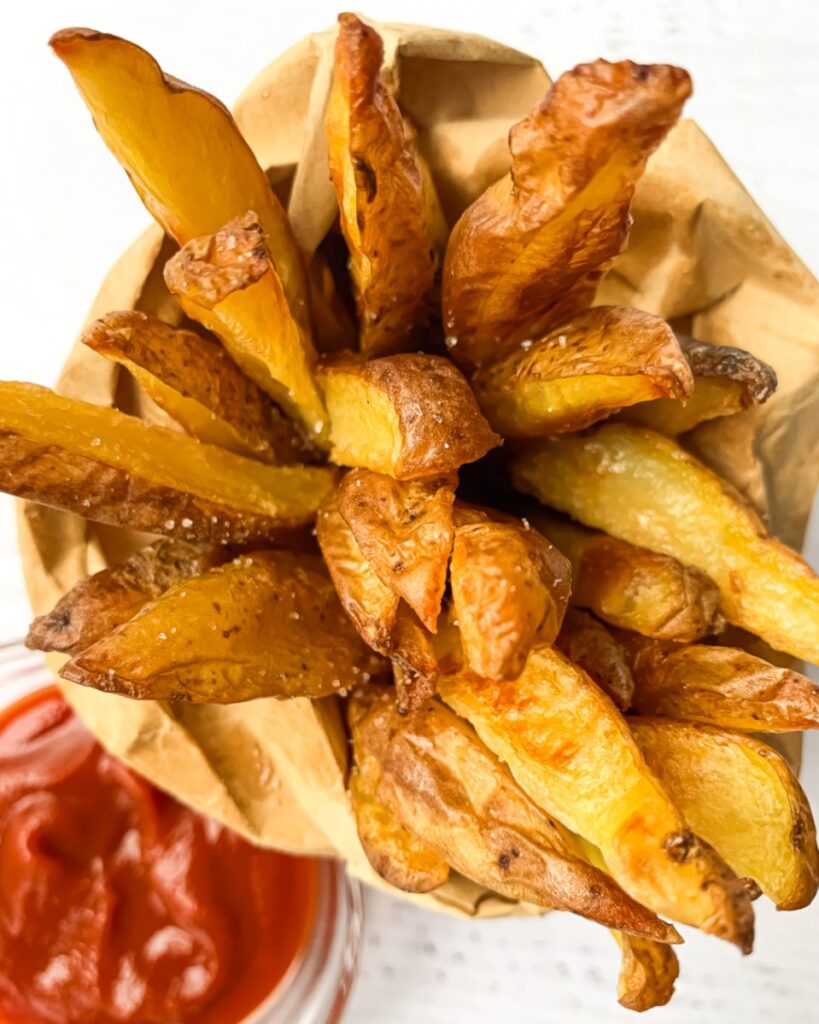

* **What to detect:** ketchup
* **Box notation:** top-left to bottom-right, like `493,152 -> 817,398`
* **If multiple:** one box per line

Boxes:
0,688 -> 318,1024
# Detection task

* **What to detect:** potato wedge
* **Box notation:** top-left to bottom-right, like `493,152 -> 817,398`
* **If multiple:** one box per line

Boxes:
26,539 -> 227,656
164,212 -> 327,441
442,60 -> 691,370
51,28 -> 308,323
530,510 -> 721,642
316,494 -> 438,700
336,469 -> 456,631
613,931 -> 679,1012
83,311 -> 311,463
318,354 -> 500,478
0,382 -> 334,544
556,608 -> 634,710
439,643 -> 754,948
450,508 -> 570,680
472,307 -> 692,436
631,718 -> 819,910
624,336 -> 777,435
351,687 -> 680,940
326,14 -> 435,355
619,633 -> 819,732
60,551 -> 379,702
349,730 -> 450,893
513,423 -> 819,662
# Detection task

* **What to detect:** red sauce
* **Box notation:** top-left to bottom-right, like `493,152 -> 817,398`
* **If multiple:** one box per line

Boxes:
0,688 -> 318,1024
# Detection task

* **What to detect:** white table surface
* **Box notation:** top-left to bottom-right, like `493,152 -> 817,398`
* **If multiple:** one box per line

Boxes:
2,2 -> 818,1022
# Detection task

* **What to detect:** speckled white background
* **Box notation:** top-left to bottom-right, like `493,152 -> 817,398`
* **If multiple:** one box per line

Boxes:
1,2 -> 818,1021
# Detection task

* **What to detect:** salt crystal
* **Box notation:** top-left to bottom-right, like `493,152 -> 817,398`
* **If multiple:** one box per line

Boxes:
90,437 -> 101,447
164,519 -> 175,530
181,517 -> 193,528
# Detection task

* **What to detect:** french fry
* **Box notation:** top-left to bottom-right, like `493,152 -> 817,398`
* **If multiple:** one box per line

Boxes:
326,14 -> 436,355
50,29 -> 308,323
337,469 -> 456,631
61,551 -> 380,702
351,687 -> 680,940
439,643 -> 754,948
556,608 -> 634,710
0,382 -> 334,544
513,422 -> 819,662
442,60 -> 691,369
618,632 -> 819,731
631,718 -> 819,910
450,505 -> 570,680
624,336 -> 777,435
530,510 -> 721,642
318,354 -> 500,478
164,212 -> 327,440
472,307 -> 692,436
83,311 -> 312,463
26,539 -> 227,655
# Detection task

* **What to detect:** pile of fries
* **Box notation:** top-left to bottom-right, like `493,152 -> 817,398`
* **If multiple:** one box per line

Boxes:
5,14 -> 819,1011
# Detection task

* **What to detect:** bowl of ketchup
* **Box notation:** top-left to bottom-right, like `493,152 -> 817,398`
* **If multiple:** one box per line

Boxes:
0,668 -> 362,1024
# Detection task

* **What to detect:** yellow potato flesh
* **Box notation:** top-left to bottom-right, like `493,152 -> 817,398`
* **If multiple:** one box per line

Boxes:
631,719 -> 819,910
513,423 -> 819,662
626,378 -> 747,435
321,373 -> 402,474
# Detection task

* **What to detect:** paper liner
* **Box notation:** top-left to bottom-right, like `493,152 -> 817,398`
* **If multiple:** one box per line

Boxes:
18,20 -> 815,915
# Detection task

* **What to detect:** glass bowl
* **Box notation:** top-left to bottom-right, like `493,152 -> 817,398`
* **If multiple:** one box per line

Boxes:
0,641 -> 363,1024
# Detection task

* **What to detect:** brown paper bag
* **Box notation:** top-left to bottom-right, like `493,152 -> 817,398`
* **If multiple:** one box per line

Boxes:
18,20 -> 817,917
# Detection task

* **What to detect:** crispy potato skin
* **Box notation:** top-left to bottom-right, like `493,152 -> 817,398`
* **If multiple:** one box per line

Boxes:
326,14 -> 435,355
450,509 -> 570,680
26,539 -> 227,655
83,311 -> 312,463
439,643 -> 754,948
349,738 -> 450,893
613,931 -> 679,1012
618,632 -> 819,732
625,336 -> 778,435
61,551 -> 380,702
556,608 -> 634,710
0,383 -> 334,544
631,718 -> 819,911
318,353 -> 501,478
337,469 -> 456,630
531,511 -> 721,642
50,28 -> 308,324
513,423 -> 819,662
442,60 -> 691,370
472,307 -> 693,436
164,212 -> 327,441
351,688 -> 679,940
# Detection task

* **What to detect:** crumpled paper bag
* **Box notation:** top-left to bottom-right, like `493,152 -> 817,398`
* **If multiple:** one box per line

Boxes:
18,19 -> 817,917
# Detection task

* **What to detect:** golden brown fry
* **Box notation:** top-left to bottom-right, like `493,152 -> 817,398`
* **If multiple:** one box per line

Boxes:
442,60 -> 691,370
26,539 -> 228,656
556,608 -> 634,710
164,212 -> 327,441
60,551 -> 379,702
472,307 -> 692,436
83,311 -> 311,463
450,508 -> 570,680
631,718 -> 819,910
316,495 -> 438,702
530,510 -> 721,642
348,727 -> 450,893
351,687 -> 680,940
50,28 -> 308,323
618,632 -> 819,732
326,14 -> 435,355
624,336 -> 777,435
318,353 -> 500,478
0,382 -> 334,544
513,422 -> 819,662
612,931 -> 679,1012
439,643 -> 754,948
337,469 -> 456,630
